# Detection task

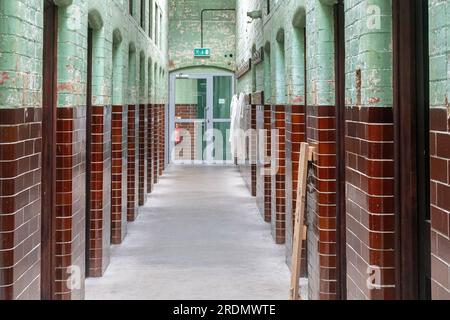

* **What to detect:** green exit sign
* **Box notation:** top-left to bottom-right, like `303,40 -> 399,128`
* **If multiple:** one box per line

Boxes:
194,48 -> 211,58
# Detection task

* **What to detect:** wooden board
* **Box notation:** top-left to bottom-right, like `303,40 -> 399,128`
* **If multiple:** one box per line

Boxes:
289,143 -> 313,300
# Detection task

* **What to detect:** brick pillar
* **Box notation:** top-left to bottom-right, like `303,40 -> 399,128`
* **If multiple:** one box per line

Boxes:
147,105 -> 153,193
271,104 -> 286,244
263,105 -> 272,222
111,105 -> 128,245
55,106 -> 86,300
87,105 -> 111,277
153,105 -> 159,184
345,106 -> 395,300
285,104 -> 307,275
159,104 -> 164,176
250,104 -> 257,196
429,107 -> 450,299
138,104 -> 147,206
127,105 -> 139,222
0,108 -> 42,300
305,105 -> 337,300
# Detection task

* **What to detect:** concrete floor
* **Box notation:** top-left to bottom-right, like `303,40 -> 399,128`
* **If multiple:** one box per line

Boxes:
85,165 -> 292,300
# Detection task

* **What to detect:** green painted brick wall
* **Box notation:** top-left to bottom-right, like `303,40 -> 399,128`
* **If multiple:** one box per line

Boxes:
429,0 -> 449,109
168,0 -> 236,72
0,0 -> 43,109
0,0 -> 169,109
236,0 -> 306,105
344,0 -> 392,107
235,0 -> 393,108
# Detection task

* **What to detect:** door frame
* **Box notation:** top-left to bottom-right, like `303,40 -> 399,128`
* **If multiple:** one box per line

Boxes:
168,71 -> 235,165
334,0 -> 347,300
41,0 -> 58,300
392,0 -> 431,300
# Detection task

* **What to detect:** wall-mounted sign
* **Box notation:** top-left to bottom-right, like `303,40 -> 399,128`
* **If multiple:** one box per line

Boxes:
194,48 -> 211,57
252,47 -> 264,66
236,59 -> 251,79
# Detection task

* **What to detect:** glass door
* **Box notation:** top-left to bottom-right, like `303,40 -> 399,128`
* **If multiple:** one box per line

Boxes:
170,73 -> 234,165
211,76 -> 233,163
172,76 -> 209,164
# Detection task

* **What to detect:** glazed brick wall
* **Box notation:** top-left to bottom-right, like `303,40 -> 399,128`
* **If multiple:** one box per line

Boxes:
256,105 -> 272,222
271,105 -> 286,244
55,106 -> 86,300
111,105 -> 128,245
429,107 -> 450,299
0,108 -> 42,300
345,106 -> 395,300
87,105 -> 111,277
153,105 -> 160,184
306,105 -> 337,300
127,105 -> 139,222
175,104 -> 197,119
285,104 -> 307,276
159,105 -> 165,174
147,105 -> 154,194
250,104 -> 257,197
138,104 -> 148,206
174,104 -> 199,161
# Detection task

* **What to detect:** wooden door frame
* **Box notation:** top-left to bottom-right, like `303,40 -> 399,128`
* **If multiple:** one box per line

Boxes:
334,0 -> 347,300
392,0 -> 431,300
41,0 -> 58,300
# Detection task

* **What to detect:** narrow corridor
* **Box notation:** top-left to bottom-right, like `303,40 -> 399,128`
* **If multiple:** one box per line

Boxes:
85,166 -> 291,300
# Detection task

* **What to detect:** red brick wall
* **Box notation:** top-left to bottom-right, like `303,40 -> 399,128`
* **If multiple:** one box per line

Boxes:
175,104 -> 197,119
271,105 -> 286,244
430,107 -> 450,299
138,104 -> 147,206
127,105 -> 139,222
251,105 -> 257,196
55,106 -> 86,300
111,105 -> 128,245
285,105 -> 307,276
87,105 -> 111,277
174,104 -> 199,161
306,105 -> 337,300
159,105 -> 165,175
345,106 -> 395,300
153,105 -> 159,184
147,105 -> 153,193
256,105 -> 272,222
0,108 -> 42,300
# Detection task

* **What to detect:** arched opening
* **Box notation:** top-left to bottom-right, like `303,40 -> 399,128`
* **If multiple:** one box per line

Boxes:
128,43 -> 137,104
148,58 -> 153,103
86,9 -> 111,279
112,29 -> 123,105
127,43 -> 139,222
153,63 -> 159,184
139,51 -> 146,104
138,51 -> 147,206
291,7 -> 306,105
263,41 -> 272,104
147,58 -> 154,194
153,63 -> 158,103
275,28 -> 286,104
110,29 -> 127,246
